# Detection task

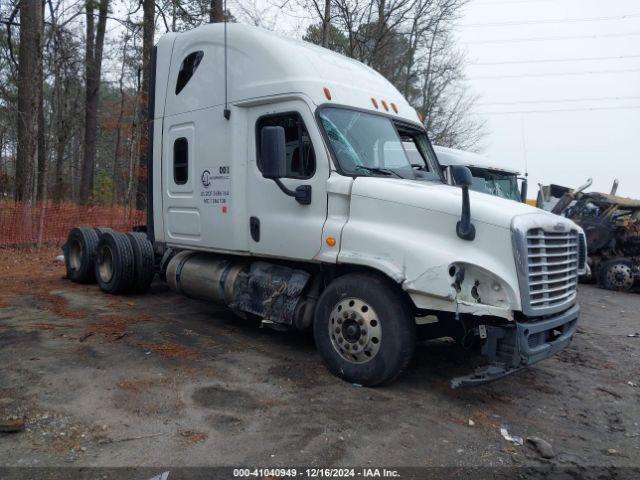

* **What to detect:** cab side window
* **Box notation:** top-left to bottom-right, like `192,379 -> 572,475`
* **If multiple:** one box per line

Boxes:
256,113 -> 316,179
175,51 -> 204,95
173,137 -> 189,184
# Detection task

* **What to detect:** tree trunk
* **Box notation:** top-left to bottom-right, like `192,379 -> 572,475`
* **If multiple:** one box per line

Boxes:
321,0 -> 331,47
36,92 -> 46,201
52,69 -> 66,202
79,0 -> 109,204
210,0 -> 224,22
135,0 -> 155,211
112,34 -> 130,206
15,0 -> 43,204
71,133 -> 81,202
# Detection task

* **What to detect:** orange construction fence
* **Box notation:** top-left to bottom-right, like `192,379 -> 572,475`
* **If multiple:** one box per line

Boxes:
0,201 -> 145,246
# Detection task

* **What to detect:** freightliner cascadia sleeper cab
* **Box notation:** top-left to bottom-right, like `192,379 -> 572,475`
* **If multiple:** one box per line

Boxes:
66,23 -> 587,387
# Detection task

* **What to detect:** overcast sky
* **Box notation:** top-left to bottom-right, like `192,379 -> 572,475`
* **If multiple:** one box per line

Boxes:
455,0 -> 640,199
107,0 -> 640,200
221,0 -> 640,199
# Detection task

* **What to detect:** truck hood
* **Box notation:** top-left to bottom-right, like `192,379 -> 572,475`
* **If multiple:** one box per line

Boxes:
351,177 -> 546,229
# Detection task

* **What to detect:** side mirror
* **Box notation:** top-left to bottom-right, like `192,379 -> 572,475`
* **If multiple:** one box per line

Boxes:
259,125 -> 312,206
260,126 -> 286,179
449,166 -> 475,241
520,178 -> 528,203
450,165 -> 473,187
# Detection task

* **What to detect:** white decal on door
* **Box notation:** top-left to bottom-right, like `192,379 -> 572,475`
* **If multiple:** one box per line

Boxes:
200,166 -> 231,213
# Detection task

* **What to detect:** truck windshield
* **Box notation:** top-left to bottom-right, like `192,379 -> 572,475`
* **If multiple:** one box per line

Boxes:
468,167 -> 521,201
318,107 -> 442,182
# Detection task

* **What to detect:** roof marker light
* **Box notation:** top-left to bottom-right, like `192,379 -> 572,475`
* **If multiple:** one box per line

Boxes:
390,102 -> 398,113
323,87 -> 332,100
371,98 -> 379,109
381,100 -> 389,111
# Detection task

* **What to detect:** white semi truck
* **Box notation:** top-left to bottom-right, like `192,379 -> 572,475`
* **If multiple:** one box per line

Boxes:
64,24 -> 587,387
434,146 -> 528,203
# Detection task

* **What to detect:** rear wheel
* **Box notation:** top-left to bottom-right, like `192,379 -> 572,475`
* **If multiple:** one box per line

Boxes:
94,227 -> 112,237
126,232 -> 155,292
95,231 -> 135,294
313,273 -> 415,386
598,258 -> 634,292
63,227 -> 99,283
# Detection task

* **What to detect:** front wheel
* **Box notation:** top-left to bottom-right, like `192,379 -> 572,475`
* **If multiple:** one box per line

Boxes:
313,273 -> 416,386
598,258 -> 635,292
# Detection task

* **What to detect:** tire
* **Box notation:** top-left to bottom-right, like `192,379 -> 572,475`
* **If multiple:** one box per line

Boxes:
598,258 -> 635,292
63,227 -> 99,284
94,227 -> 112,236
95,231 -> 136,294
126,232 -> 155,292
313,273 -> 416,386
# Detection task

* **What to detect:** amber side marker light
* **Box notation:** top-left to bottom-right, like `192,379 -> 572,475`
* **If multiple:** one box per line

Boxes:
371,97 -> 379,109
390,102 -> 398,113
326,236 -> 337,247
323,87 -> 332,100
381,100 -> 389,111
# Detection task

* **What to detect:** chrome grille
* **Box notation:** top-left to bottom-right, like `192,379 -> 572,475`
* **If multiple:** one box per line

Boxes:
578,232 -> 587,273
526,228 -> 579,310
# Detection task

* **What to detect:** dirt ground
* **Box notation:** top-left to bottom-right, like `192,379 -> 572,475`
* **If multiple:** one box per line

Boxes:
0,246 -> 639,472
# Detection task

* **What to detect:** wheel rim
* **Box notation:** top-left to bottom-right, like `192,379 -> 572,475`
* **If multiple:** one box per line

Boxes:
97,245 -> 114,283
68,240 -> 82,271
606,263 -> 633,290
328,297 -> 382,364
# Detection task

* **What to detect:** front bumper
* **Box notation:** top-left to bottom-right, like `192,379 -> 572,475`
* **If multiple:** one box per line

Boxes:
451,304 -> 580,388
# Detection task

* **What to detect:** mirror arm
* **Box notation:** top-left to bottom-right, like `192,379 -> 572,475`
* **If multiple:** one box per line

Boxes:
273,178 -> 312,205
456,186 -> 476,241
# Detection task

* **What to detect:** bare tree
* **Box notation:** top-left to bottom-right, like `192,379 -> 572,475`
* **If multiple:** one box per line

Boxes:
133,0 -> 154,210
210,0 -> 224,22
79,0 -> 109,204
305,0 -> 484,150
15,0 -> 44,203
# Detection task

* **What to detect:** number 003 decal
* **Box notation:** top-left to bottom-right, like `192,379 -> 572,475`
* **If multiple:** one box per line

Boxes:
200,165 -> 231,211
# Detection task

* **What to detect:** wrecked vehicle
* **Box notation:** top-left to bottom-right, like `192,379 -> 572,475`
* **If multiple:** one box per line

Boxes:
63,24 -> 586,387
536,177 -> 593,214
434,146 -> 528,203
547,191 -> 640,292
537,179 -> 639,292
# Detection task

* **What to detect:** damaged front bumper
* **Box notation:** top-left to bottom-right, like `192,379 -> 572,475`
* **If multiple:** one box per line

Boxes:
451,304 -> 580,388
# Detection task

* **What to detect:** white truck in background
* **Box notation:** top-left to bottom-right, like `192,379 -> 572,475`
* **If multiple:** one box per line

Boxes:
434,146 -> 528,203
64,24 -> 586,387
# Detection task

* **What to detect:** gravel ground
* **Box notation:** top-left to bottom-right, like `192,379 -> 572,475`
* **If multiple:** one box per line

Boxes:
0,246 -> 639,473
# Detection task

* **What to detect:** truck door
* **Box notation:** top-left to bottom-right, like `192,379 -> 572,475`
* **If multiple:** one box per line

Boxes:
162,120 -> 202,243
247,100 -> 329,260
